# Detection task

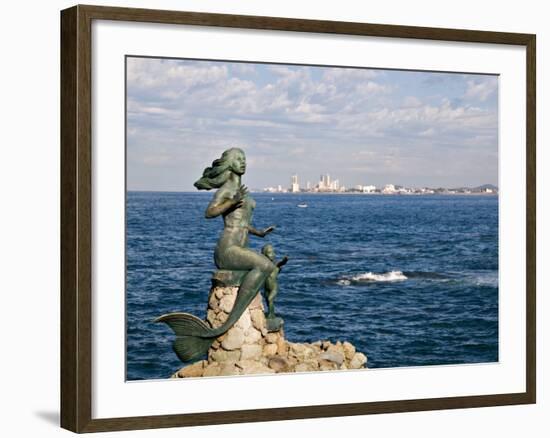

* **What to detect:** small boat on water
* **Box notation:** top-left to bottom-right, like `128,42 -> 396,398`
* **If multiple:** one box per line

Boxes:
297,203 -> 308,208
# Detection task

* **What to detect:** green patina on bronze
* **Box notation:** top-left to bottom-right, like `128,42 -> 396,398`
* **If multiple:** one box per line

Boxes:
210,269 -> 248,287
155,148 -> 286,363
261,244 -> 288,332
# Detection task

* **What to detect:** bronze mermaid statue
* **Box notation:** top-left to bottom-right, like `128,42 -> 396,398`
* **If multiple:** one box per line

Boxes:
155,148 -> 278,362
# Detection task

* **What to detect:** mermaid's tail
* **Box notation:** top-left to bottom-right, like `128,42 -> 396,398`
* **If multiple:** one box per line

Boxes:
155,265 -> 272,363
154,312 -> 215,362
172,336 -> 213,363
155,284 -> 263,362
155,312 -> 211,337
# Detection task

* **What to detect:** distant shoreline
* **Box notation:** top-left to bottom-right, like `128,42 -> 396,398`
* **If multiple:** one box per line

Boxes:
127,190 -> 499,196
255,191 -> 498,196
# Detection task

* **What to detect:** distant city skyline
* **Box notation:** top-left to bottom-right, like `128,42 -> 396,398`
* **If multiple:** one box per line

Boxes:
127,57 -> 498,191
261,172 -> 497,195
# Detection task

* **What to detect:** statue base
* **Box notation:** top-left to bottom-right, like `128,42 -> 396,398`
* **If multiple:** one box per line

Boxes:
266,316 -> 284,332
171,270 -> 367,378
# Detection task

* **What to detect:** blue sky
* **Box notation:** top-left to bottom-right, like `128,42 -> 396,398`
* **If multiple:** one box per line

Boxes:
126,57 -> 498,191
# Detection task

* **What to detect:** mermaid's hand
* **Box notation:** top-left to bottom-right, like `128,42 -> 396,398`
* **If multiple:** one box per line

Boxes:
232,184 -> 248,209
262,225 -> 276,236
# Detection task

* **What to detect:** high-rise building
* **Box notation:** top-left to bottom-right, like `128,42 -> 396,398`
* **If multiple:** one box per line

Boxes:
320,174 -> 331,191
291,174 -> 300,193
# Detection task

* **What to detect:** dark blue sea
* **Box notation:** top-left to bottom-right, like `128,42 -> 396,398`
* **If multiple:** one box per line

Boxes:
126,192 -> 498,380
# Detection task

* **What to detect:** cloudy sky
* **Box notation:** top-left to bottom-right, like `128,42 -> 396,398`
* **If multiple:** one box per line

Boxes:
126,56 -> 498,191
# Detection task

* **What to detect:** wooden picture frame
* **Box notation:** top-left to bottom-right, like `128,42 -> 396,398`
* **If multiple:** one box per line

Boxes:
60,4 -> 536,433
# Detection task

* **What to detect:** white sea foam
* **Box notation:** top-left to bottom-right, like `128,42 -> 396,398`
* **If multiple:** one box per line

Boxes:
337,279 -> 352,286
353,271 -> 408,282
470,272 -> 499,288
338,271 -> 408,285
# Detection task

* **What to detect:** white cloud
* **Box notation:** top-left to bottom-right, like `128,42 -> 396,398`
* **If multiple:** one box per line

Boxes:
418,127 -> 436,137
231,63 -> 256,75
127,58 -> 394,129
356,81 -> 391,95
464,78 -> 498,101
127,57 -> 228,92
322,68 -> 378,82
126,58 -> 498,190
222,118 -> 285,129
402,96 -> 423,108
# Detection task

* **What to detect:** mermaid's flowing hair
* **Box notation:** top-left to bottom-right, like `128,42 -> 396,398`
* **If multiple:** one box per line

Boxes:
193,147 -> 244,190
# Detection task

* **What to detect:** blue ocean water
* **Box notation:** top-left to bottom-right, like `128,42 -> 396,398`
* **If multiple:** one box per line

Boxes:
126,192 -> 498,380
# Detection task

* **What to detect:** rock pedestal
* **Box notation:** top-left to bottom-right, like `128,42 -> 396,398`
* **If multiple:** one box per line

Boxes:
172,270 -> 368,378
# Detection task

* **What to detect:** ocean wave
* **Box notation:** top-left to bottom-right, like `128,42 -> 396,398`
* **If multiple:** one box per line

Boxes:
403,271 -> 451,280
468,271 -> 499,288
338,271 -> 408,285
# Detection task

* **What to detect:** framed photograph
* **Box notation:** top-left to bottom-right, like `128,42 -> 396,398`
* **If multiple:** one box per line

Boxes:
60,4 -> 536,433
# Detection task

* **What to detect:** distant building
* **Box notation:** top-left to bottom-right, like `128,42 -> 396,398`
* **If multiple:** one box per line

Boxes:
318,174 -> 332,191
264,178 -> 492,195
318,174 -> 326,190
291,174 -> 300,193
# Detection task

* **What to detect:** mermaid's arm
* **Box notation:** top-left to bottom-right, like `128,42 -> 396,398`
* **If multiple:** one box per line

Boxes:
248,225 -> 275,237
205,197 -> 237,218
205,185 -> 244,218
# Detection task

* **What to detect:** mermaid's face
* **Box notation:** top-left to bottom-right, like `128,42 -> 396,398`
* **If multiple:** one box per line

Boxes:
262,245 -> 275,261
230,150 -> 247,175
